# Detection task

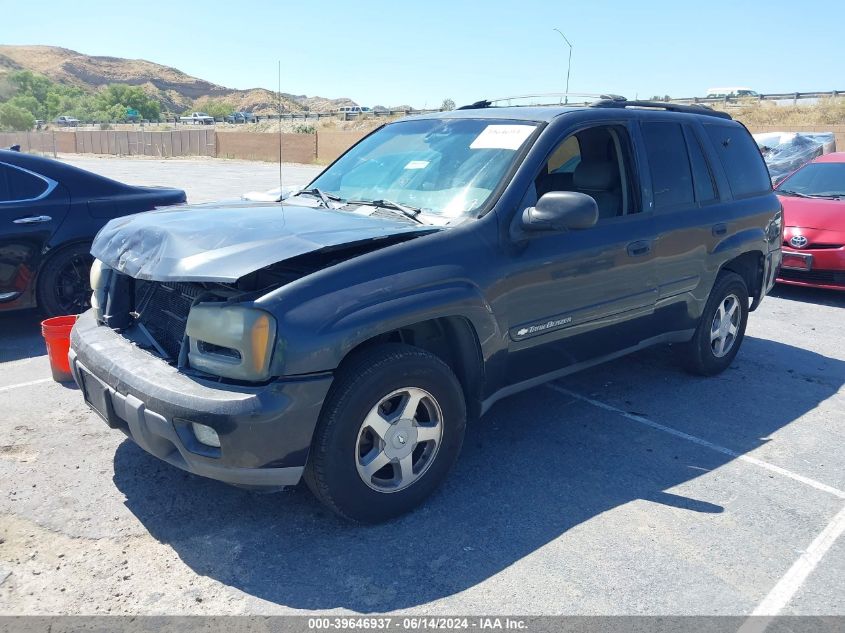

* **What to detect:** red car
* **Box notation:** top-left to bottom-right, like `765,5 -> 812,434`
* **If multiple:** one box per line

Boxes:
775,152 -> 845,291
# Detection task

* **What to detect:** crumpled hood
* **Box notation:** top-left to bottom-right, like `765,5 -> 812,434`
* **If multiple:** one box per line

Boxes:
91,201 -> 435,282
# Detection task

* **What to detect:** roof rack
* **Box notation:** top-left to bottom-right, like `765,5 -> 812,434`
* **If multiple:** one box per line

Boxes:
456,94 -> 732,120
457,93 -> 626,110
590,99 -> 732,120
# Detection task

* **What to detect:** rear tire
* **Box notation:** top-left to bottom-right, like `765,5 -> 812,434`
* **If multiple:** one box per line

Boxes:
678,271 -> 749,376
305,343 -> 466,523
36,243 -> 94,318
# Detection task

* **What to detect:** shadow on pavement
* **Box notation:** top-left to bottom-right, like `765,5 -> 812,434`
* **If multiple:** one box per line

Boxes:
0,309 -> 46,363
112,337 -> 844,611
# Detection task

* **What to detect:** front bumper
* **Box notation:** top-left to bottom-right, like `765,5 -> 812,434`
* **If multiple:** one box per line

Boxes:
777,246 -> 845,291
69,309 -> 333,488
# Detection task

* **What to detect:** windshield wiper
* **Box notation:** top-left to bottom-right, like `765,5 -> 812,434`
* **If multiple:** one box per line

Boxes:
294,188 -> 344,207
348,199 -> 425,224
777,189 -> 812,198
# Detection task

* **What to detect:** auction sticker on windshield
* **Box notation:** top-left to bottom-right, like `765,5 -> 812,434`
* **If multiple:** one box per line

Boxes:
470,124 -> 535,150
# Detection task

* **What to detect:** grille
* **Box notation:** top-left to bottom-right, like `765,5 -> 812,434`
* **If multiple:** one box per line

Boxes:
783,241 -> 843,250
133,280 -> 205,359
779,269 -> 845,286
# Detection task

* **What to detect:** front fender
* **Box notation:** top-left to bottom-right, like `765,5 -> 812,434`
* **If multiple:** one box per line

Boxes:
270,280 -> 499,376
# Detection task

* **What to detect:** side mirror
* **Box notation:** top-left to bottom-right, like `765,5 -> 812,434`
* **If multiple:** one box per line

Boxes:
522,191 -> 599,232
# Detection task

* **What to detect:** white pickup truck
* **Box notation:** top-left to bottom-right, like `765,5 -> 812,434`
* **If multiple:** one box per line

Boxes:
179,112 -> 215,125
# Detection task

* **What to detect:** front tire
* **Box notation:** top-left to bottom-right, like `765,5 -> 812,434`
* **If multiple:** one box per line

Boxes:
305,343 -> 466,523
679,271 -> 749,376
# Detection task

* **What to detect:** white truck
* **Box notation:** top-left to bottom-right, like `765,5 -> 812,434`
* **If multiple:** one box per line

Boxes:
179,112 -> 215,125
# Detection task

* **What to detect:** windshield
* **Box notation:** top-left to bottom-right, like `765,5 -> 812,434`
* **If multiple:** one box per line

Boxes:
308,118 -> 538,220
777,163 -> 845,198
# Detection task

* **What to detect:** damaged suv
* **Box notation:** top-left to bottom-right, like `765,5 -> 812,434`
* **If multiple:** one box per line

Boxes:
70,98 -> 782,522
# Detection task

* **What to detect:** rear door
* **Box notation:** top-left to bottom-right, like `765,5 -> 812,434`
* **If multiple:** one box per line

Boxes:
0,162 -> 70,306
643,119 -> 725,332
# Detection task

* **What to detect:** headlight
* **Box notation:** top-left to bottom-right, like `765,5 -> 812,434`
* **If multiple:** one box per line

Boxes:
185,303 -> 277,381
89,259 -> 112,322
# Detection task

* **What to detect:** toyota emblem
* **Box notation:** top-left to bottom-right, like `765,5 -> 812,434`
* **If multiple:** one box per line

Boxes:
790,235 -> 808,248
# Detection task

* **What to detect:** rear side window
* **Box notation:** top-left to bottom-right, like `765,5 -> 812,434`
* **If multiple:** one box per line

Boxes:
703,124 -> 771,197
5,164 -> 49,201
641,122 -> 694,209
685,129 -> 717,203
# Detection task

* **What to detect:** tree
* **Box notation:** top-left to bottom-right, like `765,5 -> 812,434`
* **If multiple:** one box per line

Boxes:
96,84 -> 161,120
198,99 -> 235,119
441,98 -> 456,111
8,71 -> 53,103
7,94 -> 42,119
0,103 -> 36,131
1,70 -> 167,122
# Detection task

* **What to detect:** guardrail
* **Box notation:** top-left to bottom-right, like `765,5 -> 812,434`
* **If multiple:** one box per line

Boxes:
664,91 -> 844,106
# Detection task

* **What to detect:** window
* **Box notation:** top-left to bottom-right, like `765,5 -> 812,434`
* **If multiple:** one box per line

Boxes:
777,162 -> 845,198
3,164 -> 49,201
641,122 -> 694,209
547,136 -> 581,175
534,125 -> 637,219
685,129 -> 717,203
703,123 -> 771,198
309,118 -> 537,219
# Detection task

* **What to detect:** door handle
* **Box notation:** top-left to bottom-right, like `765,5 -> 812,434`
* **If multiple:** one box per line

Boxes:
712,223 -> 728,236
626,240 -> 652,257
13,215 -> 52,224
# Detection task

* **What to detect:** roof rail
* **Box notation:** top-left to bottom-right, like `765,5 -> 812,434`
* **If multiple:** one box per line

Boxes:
457,92 -> 626,110
590,99 -> 732,120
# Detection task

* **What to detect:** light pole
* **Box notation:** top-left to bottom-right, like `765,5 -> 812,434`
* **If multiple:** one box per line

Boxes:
553,28 -> 573,104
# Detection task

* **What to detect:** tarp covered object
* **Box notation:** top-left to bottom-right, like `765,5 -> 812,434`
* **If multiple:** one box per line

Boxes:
753,132 -> 836,184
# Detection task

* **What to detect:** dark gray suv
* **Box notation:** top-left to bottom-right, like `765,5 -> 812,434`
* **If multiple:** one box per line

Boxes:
70,98 -> 782,522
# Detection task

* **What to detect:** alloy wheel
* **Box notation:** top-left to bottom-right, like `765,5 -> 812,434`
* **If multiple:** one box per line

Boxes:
354,387 -> 444,493
710,293 -> 741,358
53,253 -> 94,314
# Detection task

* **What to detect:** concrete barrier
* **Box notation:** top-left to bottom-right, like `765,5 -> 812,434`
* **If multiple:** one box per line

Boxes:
216,132 -> 316,163
316,130 -> 369,163
0,131 -> 73,155
1,128 -> 369,164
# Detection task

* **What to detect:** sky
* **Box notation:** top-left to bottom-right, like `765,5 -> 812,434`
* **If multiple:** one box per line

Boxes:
3,0 -> 844,108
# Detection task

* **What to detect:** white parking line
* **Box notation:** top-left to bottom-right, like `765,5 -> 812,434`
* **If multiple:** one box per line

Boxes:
0,378 -> 53,393
546,384 -> 845,500
751,504 -> 845,616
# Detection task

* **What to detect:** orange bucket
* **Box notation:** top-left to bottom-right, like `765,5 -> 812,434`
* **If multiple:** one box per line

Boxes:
41,315 -> 78,382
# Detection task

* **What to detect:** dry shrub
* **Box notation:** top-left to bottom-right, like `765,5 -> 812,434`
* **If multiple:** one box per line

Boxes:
715,97 -> 845,126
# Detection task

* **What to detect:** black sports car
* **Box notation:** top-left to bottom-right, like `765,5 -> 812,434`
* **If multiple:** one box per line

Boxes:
0,149 -> 186,316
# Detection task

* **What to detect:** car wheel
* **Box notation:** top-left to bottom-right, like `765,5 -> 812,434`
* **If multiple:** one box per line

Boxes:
305,343 -> 466,523
678,271 -> 749,376
36,243 -> 94,317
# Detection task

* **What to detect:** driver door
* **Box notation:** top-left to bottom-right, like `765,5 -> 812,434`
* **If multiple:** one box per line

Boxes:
503,123 -> 659,385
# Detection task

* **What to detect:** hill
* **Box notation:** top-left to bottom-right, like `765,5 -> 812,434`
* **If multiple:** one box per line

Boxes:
0,45 -> 356,114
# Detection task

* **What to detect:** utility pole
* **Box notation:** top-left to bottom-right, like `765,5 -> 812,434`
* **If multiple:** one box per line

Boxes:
553,28 -> 573,104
